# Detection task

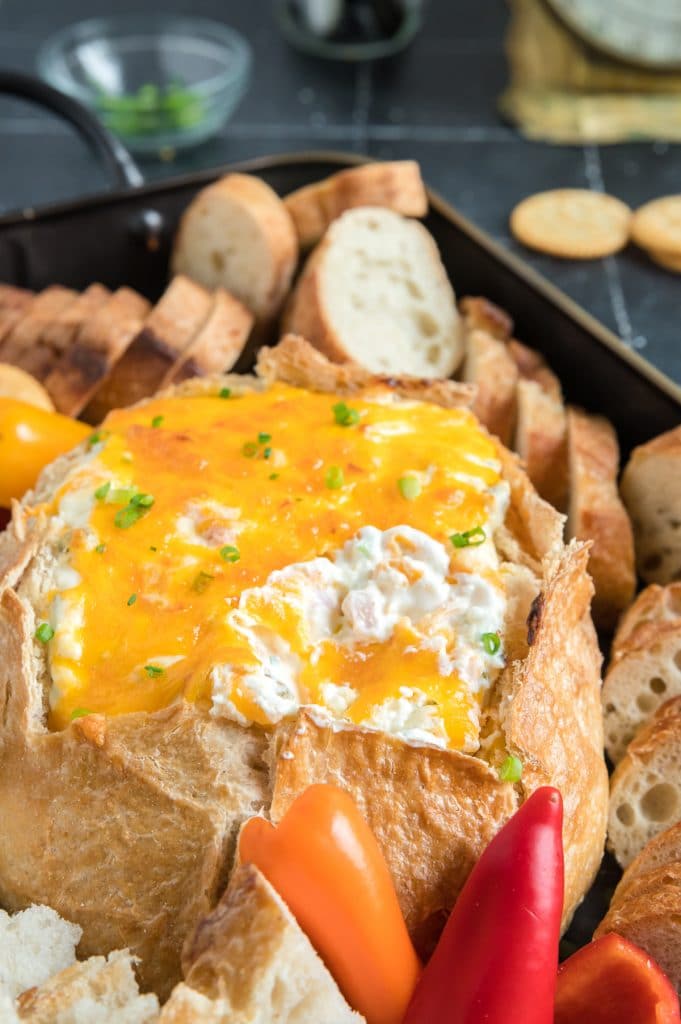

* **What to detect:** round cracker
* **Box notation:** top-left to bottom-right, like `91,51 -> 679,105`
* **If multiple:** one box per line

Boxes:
510,189 -> 631,259
649,248 -> 681,274
631,196 -> 681,256
0,363 -> 54,411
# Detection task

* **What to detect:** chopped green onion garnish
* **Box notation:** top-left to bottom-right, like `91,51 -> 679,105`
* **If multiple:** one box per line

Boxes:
70,707 -> 92,719
398,475 -> 421,501
94,481 -> 111,501
481,632 -> 501,655
263,446 -> 272,459
242,441 -> 259,458
220,545 -> 240,563
131,492 -> 154,508
450,526 -> 486,549
498,755 -> 523,783
115,505 -> 146,529
144,665 -> 163,678
269,473 -> 280,481
95,543 -> 106,554
151,415 -> 164,428
35,622 -> 54,643
332,401 -> 360,427
109,487 -> 138,505
258,432 -> 272,444
88,430 -> 109,448
149,546 -> 158,552
127,593 -> 137,606
325,466 -> 345,489
219,387 -> 231,399
192,571 -> 214,593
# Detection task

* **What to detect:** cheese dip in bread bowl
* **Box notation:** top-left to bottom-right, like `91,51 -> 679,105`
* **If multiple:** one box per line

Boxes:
0,336 -> 607,997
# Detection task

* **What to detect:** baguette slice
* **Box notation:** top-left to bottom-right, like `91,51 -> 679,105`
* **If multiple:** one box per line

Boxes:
603,584 -> 681,764
161,288 -> 254,387
160,864 -> 363,1023
35,284 -> 111,378
81,276 -> 211,421
172,173 -> 298,328
0,285 -> 33,312
609,820 -> 681,904
621,425 -> 681,585
608,696 -> 681,867
284,160 -> 428,248
283,207 -> 463,378
44,288 -> 151,418
461,328 -> 518,445
507,339 -> 562,400
514,378 -> 567,510
0,365 -> 54,411
458,295 -> 513,341
0,287 -> 78,375
566,407 -> 636,631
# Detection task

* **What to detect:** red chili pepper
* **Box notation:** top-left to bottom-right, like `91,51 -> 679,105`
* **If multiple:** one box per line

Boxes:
404,786 -> 564,1024
554,933 -> 680,1024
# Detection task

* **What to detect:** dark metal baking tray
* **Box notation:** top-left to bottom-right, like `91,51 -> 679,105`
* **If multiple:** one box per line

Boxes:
0,147 -> 679,953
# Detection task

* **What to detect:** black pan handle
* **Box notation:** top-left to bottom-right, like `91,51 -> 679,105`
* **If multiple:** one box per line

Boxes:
0,70 -> 144,190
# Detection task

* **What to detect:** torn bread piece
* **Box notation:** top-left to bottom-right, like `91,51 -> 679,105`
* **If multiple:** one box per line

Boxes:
461,328 -> 518,446
566,407 -> 636,632
160,864 -> 363,1023
44,288 -> 151,418
162,288 -> 254,387
514,379 -> 567,510
0,904 -> 81,1000
284,160 -> 427,249
0,287 -> 78,376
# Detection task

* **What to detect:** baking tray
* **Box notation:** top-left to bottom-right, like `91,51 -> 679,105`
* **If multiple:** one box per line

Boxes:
0,76 -> 679,953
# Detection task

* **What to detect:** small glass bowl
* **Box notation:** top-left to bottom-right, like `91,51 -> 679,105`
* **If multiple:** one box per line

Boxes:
38,15 -> 251,156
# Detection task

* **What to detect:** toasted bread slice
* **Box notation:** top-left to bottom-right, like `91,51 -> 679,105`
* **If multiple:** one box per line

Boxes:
283,207 -> 463,378
458,295 -> 513,341
514,378 -> 567,510
565,407 -> 636,631
34,284 -> 111,378
621,425 -> 681,585
161,288 -> 254,387
461,328 -> 518,445
609,820 -> 681,903
0,365 -> 54,411
603,583 -> 681,764
171,173 -> 298,329
608,696 -> 681,867
507,339 -> 562,400
160,864 -> 363,1023
0,285 -> 33,312
82,276 -> 211,421
44,288 -> 151,418
284,160 -> 427,249
0,287 -> 78,376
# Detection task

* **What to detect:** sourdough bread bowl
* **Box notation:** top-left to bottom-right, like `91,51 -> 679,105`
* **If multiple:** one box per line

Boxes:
0,336 -> 607,998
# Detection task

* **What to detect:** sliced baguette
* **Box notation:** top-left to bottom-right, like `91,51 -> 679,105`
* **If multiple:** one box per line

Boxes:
514,378 -> 567,510
284,160 -> 428,249
44,288 -> 151,418
0,365 -> 54,411
507,339 -> 562,400
461,328 -> 518,445
171,173 -> 298,329
159,864 -> 363,1023
608,696 -> 681,867
458,295 -> 513,341
603,583 -> 681,764
0,287 -> 78,376
565,407 -> 636,632
283,207 -> 463,378
0,285 -> 33,312
161,288 -> 253,387
621,425 -> 681,585
609,820 -> 681,903
34,284 -> 111,378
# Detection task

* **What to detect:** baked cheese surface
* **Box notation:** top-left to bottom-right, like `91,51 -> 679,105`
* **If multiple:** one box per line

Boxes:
34,383 -> 509,750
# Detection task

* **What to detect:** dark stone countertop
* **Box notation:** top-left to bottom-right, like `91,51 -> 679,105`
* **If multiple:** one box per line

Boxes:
0,0 -> 679,384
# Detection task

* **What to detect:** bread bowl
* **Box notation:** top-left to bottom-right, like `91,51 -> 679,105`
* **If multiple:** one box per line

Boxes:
0,331 -> 607,1000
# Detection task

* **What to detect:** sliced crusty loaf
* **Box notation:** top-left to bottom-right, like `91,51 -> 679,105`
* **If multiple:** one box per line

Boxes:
284,160 -> 428,249
81,276 -> 211,422
458,295 -> 513,341
621,425 -> 681,585
44,288 -> 151,418
161,288 -> 253,387
610,820 -> 681,903
565,407 -> 636,632
608,696 -> 681,867
603,583 -> 681,764
514,378 -> 567,510
461,328 -> 518,445
507,339 -> 562,400
0,287 -> 78,376
283,207 -> 463,378
34,284 -> 111,378
171,173 -> 298,329
159,864 -> 363,1023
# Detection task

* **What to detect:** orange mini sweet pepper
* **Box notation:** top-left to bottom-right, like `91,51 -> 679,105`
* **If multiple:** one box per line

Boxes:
554,933 -> 680,1024
0,399 -> 90,507
239,783 -> 421,1024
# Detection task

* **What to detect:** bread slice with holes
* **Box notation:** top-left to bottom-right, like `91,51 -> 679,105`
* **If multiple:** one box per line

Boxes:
461,329 -> 517,445
621,425 -> 681,585
514,379 -> 567,510
44,288 -> 151,418
603,583 -> 681,764
565,407 -> 636,632
283,207 -> 463,377
0,287 -> 78,376
161,288 -> 254,387
159,863 -> 363,1023
284,160 -> 428,249
608,695 -> 681,867
171,173 -> 298,331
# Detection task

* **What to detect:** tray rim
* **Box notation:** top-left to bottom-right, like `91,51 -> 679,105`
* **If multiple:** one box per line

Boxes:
2,147 -> 680,412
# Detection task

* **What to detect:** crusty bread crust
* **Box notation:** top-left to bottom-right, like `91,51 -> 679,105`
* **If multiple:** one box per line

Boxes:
461,329 -> 518,446
458,295 -> 513,341
0,287 -> 77,378
507,339 -> 562,400
284,160 -> 428,249
621,425 -> 681,586
514,378 -> 567,510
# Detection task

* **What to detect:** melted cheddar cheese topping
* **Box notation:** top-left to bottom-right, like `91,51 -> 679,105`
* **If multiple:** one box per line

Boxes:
34,383 -> 508,751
